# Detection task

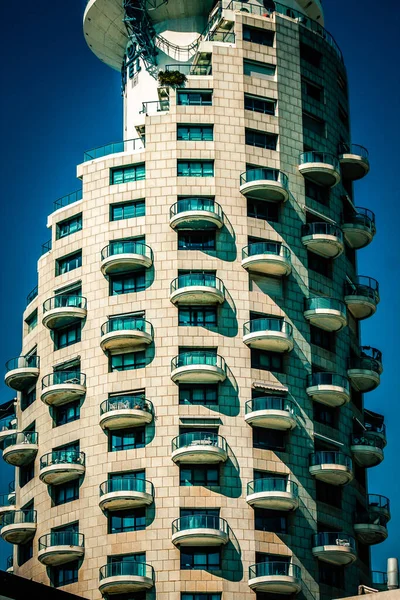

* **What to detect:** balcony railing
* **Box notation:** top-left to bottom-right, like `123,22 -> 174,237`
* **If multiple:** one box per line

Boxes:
301,223 -> 343,239
206,30 -> 235,43
38,532 -> 84,550
249,561 -> 301,580
100,477 -> 154,497
26,285 -> 38,306
43,295 -> 87,312
344,276 -> 380,301
245,396 -> 297,416
0,493 -> 15,508
299,151 -> 340,171
243,317 -> 292,337
170,274 -> 225,294
170,198 -> 223,219
247,478 -> 298,497
0,416 -> 17,434
53,189 -> 83,211
372,572 -> 388,587
242,242 -> 291,261
338,143 -> 369,160
84,138 -> 145,161
365,420 -> 386,437
40,450 -> 85,470
368,495 -> 390,513
8,481 -> 15,494
172,432 -> 227,453
101,241 -> 153,262
343,207 -> 376,231
100,318 -> 153,338
305,297 -> 346,313
240,168 -> 288,188
2,509 -> 37,527
139,100 -> 170,114
171,352 -> 226,371
100,396 -> 153,415
42,371 -> 86,389
165,64 -> 212,76
348,349 -> 382,374
41,240 -> 52,255
99,561 -> 154,581
309,451 -> 352,469
6,355 -> 40,372
172,515 -> 228,535
354,510 -> 388,527
312,532 -> 356,550
351,433 -> 385,449
307,372 -> 350,390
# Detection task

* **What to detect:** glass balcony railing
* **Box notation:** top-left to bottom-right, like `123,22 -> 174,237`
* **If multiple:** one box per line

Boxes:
84,138 -> 144,161
101,241 -> 153,262
171,352 -> 226,372
100,477 -> 154,497
206,30 -> 235,43
243,318 -> 293,337
372,572 -> 388,587
342,207 -> 376,230
170,198 -> 223,220
242,242 -> 291,261
6,355 -> 40,372
3,432 -> 38,451
344,276 -> 380,302
165,63 -> 212,76
249,561 -> 301,580
139,100 -> 170,114
170,274 -> 225,295
247,478 -> 298,497
0,416 -> 17,434
0,493 -> 15,508
40,450 -> 85,470
43,295 -> 87,312
2,509 -> 37,527
312,532 -> 356,550
354,510 -> 388,527
309,451 -> 352,469
172,432 -> 227,453
42,371 -> 86,389
245,396 -> 297,416
100,561 -> 154,582
100,396 -> 153,415
348,347 -> 382,374
172,515 -> 228,535
41,240 -> 52,256
299,152 -> 340,171
240,168 -> 288,188
54,189 -> 83,211
101,318 -> 153,338
305,297 -> 346,313
301,223 -> 343,239
351,433 -> 385,450
365,420 -> 386,437
338,143 -> 369,160
307,372 -> 350,390
368,495 -> 390,513
38,532 -> 84,550
26,285 -> 38,306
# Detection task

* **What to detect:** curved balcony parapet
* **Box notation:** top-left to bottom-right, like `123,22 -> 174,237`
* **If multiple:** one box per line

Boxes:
100,241 -> 153,274
100,477 -> 154,498
351,433 -> 384,468
0,416 -> 17,443
99,395 -> 153,430
171,431 -> 228,464
38,532 -> 85,565
1,509 -> 37,544
338,143 -> 370,180
240,168 -> 289,202
100,318 -> 153,353
368,494 -> 390,517
304,297 -> 347,332
39,450 -> 85,485
342,206 -> 376,249
42,295 -> 87,329
299,151 -> 341,187
301,222 -> 344,258
170,274 -> 225,305
99,561 -> 155,594
169,198 -> 223,229
242,242 -> 291,277
249,561 -> 301,594
309,451 -> 353,485
247,478 -> 299,511
2,432 -> 38,466
344,276 -> 380,320
243,318 -> 294,353
245,396 -> 297,430
172,515 -> 229,546
312,532 -> 357,565
171,352 -> 226,384
41,371 -> 86,406
5,356 -> 40,391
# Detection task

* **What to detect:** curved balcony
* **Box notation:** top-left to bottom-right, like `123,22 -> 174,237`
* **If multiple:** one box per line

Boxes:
344,276 -> 380,320
99,396 -> 153,430
172,515 -> 229,547
309,451 -> 353,485
7,481 -> 15,506
245,397 -> 297,431
351,433 -> 384,468
6,555 -> 13,573
41,371 -> 86,407
301,223 -> 344,259
304,297 -> 347,332
42,295 -> 87,330
99,561 -> 154,595
243,318 -> 294,353
171,432 -> 228,464
100,318 -> 153,353
169,198 -> 224,230
369,494 -> 391,521
298,152 -> 341,187
247,479 -> 299,511
38,532 -> 85,566
99,477 -> 154,511
39,451 -> 85,485
342,207 -> 376,249
338,143 -> 370,180
240,168 -> 289,203
101,241 -> 153,275
0,493 -> 16,518
171,352 -> 226,384
249,562 -> 301,595
0,509 -> 37,544
170,274 -> 225,305
0,416 -> 17,446
348,347 -> 383,392
354,510 -> 388,545
306,373 -> 350,407
365,419 -> 387,447
312,532 -> 356,565
242,242 -> 291,277
2,432 -> 38,466
4,356 -> 40,391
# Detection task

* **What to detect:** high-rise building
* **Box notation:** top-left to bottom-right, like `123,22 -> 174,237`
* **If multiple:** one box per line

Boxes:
0,1 -> 390,599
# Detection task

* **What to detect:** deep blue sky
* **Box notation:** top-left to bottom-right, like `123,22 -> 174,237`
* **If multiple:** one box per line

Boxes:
0,0 -> 398,576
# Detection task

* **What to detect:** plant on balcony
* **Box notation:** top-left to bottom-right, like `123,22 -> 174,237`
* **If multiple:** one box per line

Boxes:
158,70 -> 187,88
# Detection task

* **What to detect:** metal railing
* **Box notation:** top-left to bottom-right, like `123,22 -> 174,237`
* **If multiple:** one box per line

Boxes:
310,451 -> 352,469
172,515 -> 228,534
301,222 -> 343,239
312,532 -> 355,550
307,372 -> 349,390
43,295 -> 87,313
170,198 -> 223,219
245,396 -> 296,416
348,349 -> 382,374
351,433 -> 385,449
101,318 -> 153,338
5,355 -> 40,372
365,420 -> 386,437
172,431 -> 227,452
247,478 -> 298,497
38,532 -> 84,550
338,143 -> 369,160
305,296 -> 346,313
2,509 -> 37,526
368,495 -> 390,512
100,395 -> 153,415
0,416 -> 17,434
41,240 -> 52,255
40,450 -> 85,470
99,561 -> 154,581
170,274 -> 225,295
249,561 -> 301,580
354,510 -> 388,526
243,318 -> 293,337
139,100 -> 169,114
242,242 -> 290,261
100,477 -> 154,497
0,493 -> 15,508
54,189 -> 83,211
101,241 -> 153,262
299,151 -> 340,172
84,138 -> 145,162
42,371 -> 86,389
26,285 -> 38,305
342,207 -> 376,232
344,276 -> 380,301
240,168 -> 288,188
171,352 -> 226,372
206,30 -> 235,43
165,64 -> 212,76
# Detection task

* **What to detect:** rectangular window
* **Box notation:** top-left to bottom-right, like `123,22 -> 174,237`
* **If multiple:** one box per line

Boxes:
110,351 -> 146,372
245,129 -> 278,150
244,94 -> 276,116
305,180 -> 330,205
178,306 -> 217,327
179,384 -> 218,406
251,349 -> 283,372
247,198 -> 279,222
110,199 -> 145,221
178,231 -> 216,251
253,427 -> 286,451
54,480 -> 79,506
300,42 -> 322,67
56,214 -> 82,240
255,508 -> 288,533
177,161 -> 214,177
53,400 -> 80,427
51,560 -> 79,588
110,271 -> 146,295
56,251 -> 82,276
308,251 -> 332,278
25,310 -> 38,333
21,387 -> 36,411
108,427 -> 145,452
180,465 -> 219,487
111,164 -> 145,185
177,91 -> 213,106
18,541 -> 33,566
177,125 -> 214,141
54,323 -> 81,350
313,403 -> 338,429
302,78 -> 324,103
310,325 -> 335,352
108,508 -> 145,534
19,462 -> 34,487
319,563 -> 345,589
180,547 -> 221,571
302,111 -> 326,137
243,25 -> 274,47
244,59 -> 276,79
316,481 -> 342,508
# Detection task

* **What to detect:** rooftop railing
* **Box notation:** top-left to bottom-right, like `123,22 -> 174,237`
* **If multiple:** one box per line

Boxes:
84,138 -> 144,162
26,285 -> 38,306
53,189 -> 83,211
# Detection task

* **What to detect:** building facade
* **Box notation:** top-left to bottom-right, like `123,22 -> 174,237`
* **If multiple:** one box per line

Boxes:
0,1 -> 390,600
